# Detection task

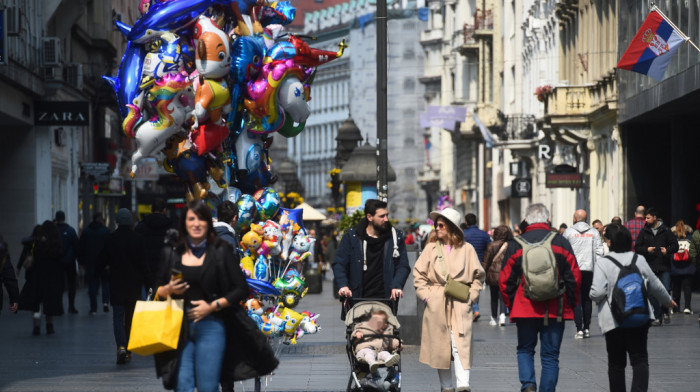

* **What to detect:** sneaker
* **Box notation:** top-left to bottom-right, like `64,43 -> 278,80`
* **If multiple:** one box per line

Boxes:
583,329 -> 590,338
69,307 -> 79,314
663,313 -> 671,324
117,347 -> 128,365
125,351 -> 132,363
575,330 -> 584,339
669,308 -> 675,315
524,385 -> 537,392
369,361 -> 381,373
498,313 -> 506,326
103,304 -> 110,313
473,311 -> 480,322
46,324 -> 55,334
651,319 -> 661,326
684,308 -> 692,314
89,311 -> 97,316
384,353 -> 400,368
489,317 -> 497,326
456,388 -> 471,392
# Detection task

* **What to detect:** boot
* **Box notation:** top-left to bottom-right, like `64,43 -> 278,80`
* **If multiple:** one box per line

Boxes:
46,324 -> 55,334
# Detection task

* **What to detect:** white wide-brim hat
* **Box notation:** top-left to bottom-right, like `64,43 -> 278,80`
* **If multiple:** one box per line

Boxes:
429,208 -> 462,232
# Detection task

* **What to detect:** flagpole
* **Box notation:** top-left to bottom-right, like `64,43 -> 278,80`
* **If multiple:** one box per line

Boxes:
651,5 -> 700,53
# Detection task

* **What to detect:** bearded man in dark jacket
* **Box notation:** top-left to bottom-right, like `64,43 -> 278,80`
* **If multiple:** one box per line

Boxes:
634,207 -> 678,323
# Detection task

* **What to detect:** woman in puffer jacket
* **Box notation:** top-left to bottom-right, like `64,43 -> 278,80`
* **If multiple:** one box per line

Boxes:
481,225 -> 512,326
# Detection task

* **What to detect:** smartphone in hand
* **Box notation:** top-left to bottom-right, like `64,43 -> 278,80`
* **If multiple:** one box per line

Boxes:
172,268 -> 183,280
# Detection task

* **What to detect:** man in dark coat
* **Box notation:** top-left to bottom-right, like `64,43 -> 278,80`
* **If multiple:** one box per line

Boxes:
0,235 -> 19,316
332,199 -> 411,310
100,209 -> 150,364
135,198 -> 173,287
79,213 -> 110,315
634,207 -> 678,324
55,210 -> 80,314
463,213 -> 492,321
214,200 -> 238,249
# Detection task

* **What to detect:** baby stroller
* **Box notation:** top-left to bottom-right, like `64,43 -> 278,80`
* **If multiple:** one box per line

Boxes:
343,298 -> 402,392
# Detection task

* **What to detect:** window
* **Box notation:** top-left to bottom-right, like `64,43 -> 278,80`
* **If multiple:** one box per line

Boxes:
403,49 -> 415,59
403,78 -> 415,92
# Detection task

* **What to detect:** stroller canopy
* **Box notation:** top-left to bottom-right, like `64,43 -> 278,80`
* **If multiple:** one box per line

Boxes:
343,301 -> 401,330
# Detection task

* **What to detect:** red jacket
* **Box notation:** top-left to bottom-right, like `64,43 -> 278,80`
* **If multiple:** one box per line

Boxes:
499,223 -> 581,321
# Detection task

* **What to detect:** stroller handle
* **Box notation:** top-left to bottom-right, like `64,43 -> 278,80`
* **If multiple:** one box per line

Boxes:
341,297 -> 399,315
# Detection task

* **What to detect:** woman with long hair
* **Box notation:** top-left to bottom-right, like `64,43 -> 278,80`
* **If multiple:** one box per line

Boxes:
413,208 -> 485,392
153,200 -> 276,391
670,220 -> 695,314
590,224 -> 676,392
482,225 -> 512,326
18,221 -> 63,335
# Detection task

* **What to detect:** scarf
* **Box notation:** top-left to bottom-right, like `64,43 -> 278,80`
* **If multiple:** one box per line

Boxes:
187,237 -> 208,258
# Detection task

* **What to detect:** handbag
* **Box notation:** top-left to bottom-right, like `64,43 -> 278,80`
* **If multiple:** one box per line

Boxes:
436,243 -> 471,302
22,242 -> 36,270
128,295 -> 184,356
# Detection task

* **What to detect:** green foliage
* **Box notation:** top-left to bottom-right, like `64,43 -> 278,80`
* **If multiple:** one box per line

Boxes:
339,209 -> 365,235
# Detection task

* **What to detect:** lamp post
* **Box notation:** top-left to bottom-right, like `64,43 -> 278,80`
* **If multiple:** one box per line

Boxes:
376,0 -> 388,202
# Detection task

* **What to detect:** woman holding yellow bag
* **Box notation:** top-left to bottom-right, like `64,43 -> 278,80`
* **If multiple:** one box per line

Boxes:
153,200 -> 265,392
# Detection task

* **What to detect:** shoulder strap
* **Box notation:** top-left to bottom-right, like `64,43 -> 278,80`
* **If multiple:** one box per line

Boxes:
391,227 -> 399,258
630,253 -> 638,267
542,232 -> 555,247
604,254 -> 623,269
436,242 -> 447,280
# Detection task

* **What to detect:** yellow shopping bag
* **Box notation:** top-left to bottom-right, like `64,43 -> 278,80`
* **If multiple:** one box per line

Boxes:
128,296 -> 184,356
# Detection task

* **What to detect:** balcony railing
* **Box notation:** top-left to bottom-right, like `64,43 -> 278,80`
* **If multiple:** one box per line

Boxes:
474,9 -> 494,31
497,114 -> 537,141
420,28 -> 444,45
453,24 -> 478,52
546,85 -> 592,117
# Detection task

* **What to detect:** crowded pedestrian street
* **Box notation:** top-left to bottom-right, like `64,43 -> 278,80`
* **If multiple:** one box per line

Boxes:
1,276 -> 698,392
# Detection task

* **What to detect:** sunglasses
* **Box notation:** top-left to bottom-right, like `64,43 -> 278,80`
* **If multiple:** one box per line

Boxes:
435,222 -> 446,229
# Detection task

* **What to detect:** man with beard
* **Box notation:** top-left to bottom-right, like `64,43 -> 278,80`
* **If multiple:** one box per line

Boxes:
333,200 -> 410,308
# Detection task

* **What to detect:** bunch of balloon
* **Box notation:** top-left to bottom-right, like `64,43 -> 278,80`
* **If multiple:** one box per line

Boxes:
104,0 -> 346,203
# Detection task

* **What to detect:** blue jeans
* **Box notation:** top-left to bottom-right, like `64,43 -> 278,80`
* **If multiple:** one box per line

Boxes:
649,271 -> 670,319
88,264 -> 109,312
112,303 -> 135,349
176,316 -> 226,392
515,318 -> 565,392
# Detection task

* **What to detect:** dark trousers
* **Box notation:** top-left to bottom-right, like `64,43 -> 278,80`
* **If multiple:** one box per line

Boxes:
61,262 -> 77,309
604,325 -> 650,392
649,271 -> 670,319
574,271 -> 593,331
489,284 -> 506,316
112,302 -> 136,349
671,275 -> 693,310
87,264 -> 110,312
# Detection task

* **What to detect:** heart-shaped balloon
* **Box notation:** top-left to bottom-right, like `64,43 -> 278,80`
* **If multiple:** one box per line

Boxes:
236,194 -> 257,231
254,187 -> 281,221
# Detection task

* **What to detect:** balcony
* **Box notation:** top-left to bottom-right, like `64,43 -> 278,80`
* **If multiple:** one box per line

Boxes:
474,9 -> 494,37
420,29 -> 444,46
453,24 -> 478,54
498,114 -> 537,141
545,85 -> 594,125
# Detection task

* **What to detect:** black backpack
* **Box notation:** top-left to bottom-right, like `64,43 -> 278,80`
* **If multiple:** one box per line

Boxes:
605,254 -> 650,328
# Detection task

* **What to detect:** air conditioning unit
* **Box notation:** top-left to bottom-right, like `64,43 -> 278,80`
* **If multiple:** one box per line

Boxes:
65,64 -> 84,89
42,37 -> 62,67
6,7 -> 20,35
45,66 -> 64,81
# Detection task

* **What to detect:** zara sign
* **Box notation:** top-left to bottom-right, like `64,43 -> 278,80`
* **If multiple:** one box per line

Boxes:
35,101 -> 90,126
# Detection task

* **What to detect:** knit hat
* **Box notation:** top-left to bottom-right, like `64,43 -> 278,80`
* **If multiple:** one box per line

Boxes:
116,208 -> 133,226
429,208 -> 462,232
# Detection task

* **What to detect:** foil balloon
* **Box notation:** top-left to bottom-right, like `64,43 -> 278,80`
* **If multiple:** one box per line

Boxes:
103,41 -> 146,121
253,254 -> 271,282
254,187 -> 281,221
246,278 -> 280,297
141,32 -> 194,82
278,207 -> 304,234
124,73 -> 194,175
232,130 -> 273,194
259,2 -> 296,26
236,193 -> 257,231
228,35 -> 265,135
222,186 -> 242,204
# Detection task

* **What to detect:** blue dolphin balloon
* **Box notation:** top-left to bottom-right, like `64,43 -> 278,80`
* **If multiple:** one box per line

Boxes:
103,41 -> 146,121
260,1 -> 296,26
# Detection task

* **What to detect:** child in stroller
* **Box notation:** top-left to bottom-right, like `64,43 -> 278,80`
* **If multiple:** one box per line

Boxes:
344,299 -> 402,392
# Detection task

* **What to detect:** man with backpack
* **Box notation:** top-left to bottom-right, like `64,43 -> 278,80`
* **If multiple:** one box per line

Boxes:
499,204 -> 581,392
633,207 -> 678,325
562,209 -> 604,339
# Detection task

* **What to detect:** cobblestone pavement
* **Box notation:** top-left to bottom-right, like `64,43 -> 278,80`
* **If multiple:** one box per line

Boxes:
1,275 -> 699,391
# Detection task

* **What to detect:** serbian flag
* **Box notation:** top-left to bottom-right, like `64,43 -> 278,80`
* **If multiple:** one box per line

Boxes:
617,9 -> 687,81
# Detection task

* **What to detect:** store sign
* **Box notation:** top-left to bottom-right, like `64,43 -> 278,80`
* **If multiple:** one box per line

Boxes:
546,173 -> 583,188
511,178 -> 532,198
35,101 -> 90,126
0,9 -> 6,65
81,162 -> 111,181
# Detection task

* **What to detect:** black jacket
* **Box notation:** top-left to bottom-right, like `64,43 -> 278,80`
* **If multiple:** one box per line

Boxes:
634,223 -> 679,273
78,221 -> 109,267
332,218 -> 410,299
153,240 -> 278,389
99,226 -> 150,306
135,213 -> 174,276
0,245 -> 19,310
56,222 -> 79,266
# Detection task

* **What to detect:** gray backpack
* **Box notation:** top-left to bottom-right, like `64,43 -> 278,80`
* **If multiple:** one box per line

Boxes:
514,232 -> 565,323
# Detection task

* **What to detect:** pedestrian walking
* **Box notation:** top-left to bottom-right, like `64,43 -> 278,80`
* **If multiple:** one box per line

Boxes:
590,224 -> 676,392
670,220 -> 694,314
562,209 -> 604,339
633,207 -> 678,325
414,208 -> 485,392
0,235 -> 20,316
55,211 -> 80,314
100,209 -> 151,364
481,225 -> 511,327
153,200 -> 277,391
625,205 -> 646,247
499,204 -> 581,392
592,219 -> 609,254
213,200 -> 239,249
18,221 -> 64,335
135,198 -> 174,292
78,213 -> 110,315
462,213 -> 490,321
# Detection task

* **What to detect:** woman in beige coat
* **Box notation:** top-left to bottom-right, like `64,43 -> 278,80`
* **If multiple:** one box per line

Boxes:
414,208 -> 485,392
